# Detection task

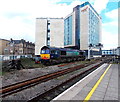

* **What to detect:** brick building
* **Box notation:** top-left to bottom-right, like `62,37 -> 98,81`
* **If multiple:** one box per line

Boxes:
0,39 -> 10,55
0,39 -> 35,56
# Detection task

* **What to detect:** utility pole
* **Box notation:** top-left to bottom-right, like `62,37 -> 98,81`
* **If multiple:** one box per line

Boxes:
88,44 -> 93,61
9,38 -> 15,60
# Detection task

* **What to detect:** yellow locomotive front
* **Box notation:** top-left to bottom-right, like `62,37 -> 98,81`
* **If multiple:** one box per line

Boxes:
40,46 -> 51,64
41,53 -> 50,60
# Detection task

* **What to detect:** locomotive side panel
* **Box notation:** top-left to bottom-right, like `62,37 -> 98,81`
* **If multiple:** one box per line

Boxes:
40,46 -> 85,65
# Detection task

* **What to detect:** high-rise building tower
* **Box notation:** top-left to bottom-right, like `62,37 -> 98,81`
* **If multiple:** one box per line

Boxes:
64,2 -> 102,52
35,18 -> 64,55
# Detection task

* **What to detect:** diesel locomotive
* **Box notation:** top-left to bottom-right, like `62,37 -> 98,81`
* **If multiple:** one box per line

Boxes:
40,46 -> 85,65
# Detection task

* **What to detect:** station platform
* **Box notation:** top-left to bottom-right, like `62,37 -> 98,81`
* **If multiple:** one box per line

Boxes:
52,64 -> 119,101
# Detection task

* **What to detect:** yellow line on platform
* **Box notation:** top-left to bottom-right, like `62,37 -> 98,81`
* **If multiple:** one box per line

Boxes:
83,64 -> 112,102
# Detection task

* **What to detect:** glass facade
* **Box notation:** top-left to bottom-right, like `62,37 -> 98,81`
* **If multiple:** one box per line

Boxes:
102,50 -> 113,55
64,16 -> 72,45
74,5 -> 80,49
64,2 -> 101,50
89,9 -> 99,46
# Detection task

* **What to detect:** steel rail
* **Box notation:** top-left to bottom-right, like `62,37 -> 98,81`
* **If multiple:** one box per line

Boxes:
28,61 -> 105,102
1,60 -> 103,97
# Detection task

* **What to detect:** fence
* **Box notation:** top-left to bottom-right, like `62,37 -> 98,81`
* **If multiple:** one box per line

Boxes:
0,55 -> 32,61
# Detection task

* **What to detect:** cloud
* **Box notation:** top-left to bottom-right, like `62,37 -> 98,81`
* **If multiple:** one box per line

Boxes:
93,0 -> 109,13
0,0 -> 118,50
102,8 -> 118,49
102,29 -> 118,50
0,0 -> 67,42
105,9 -> 118,20
0,16 -> 34,42
0,0 -> 85,42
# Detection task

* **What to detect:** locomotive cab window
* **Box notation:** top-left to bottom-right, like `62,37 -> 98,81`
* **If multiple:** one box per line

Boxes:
41,49 -> 50,54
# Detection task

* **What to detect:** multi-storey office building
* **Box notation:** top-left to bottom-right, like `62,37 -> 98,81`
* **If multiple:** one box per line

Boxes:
64,2 -> 102,52
35,18 -> 64,55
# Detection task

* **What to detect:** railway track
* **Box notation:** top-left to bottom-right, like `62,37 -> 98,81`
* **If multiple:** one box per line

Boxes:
1,58 -> 111,99
28,61 -> 105,102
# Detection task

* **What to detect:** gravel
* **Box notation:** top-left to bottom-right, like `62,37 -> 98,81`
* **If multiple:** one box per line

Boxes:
2,62 -> 101,101
1,61 -> 83,88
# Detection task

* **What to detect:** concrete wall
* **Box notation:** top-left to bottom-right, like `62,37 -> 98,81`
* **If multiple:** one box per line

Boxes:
118,7 -> 120,47
50,19 -> 64,48
35,18 -> 64,55
118,28 -> 120,47
35,18 -> 47,55
80,5 -> 89,50
80,5 -> 102,51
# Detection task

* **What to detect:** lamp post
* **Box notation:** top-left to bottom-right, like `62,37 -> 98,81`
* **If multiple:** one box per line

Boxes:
88,44 -> 93,61
9,38 -> 15,60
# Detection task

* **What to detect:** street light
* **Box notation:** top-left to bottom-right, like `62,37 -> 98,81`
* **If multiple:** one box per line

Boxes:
88,43 -> 93,60
9,38 -> 15,60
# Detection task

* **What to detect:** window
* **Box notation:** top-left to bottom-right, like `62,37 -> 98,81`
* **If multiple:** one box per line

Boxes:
41,49 -> 50,54
61,51 -> 66,55
47,37 -> 50,40
48,24 -> 50,30
46,49 -> 50,54
47,23 -> 50,46
48,20 -> 50,24
41,50 -> 45,54
79,52 -> 84,55
55,51 -> 58,54
48,32 -> 50,38
4,49 -> 8,54
48,22 -> 50,25
51,50 -> 59,54
51,50 -> 55,54
64,16 -> 72,46
47,40 -> 50,46
47,29 -> 50,32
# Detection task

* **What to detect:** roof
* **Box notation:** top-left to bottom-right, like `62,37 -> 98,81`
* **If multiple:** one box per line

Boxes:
73,1 -> 100,17
13,40 -> 22,44
0,38 -> 10,42
13,39 -> 35,45
36,17 -> 63,19
41,46 -> 81,52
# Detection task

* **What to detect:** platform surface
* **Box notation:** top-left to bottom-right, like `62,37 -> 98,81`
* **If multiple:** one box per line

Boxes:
52,64 -> 119,101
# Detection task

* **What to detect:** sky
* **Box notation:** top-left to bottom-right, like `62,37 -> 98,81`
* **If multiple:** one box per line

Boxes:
0,0 -> 119,50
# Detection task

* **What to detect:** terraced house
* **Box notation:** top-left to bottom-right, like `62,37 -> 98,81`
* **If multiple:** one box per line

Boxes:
0,39 -> 35,56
